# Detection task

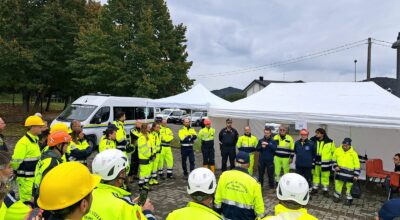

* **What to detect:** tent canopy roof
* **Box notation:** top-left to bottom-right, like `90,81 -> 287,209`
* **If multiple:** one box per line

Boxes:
209,82 -> 400,129
150,83 -> 230,110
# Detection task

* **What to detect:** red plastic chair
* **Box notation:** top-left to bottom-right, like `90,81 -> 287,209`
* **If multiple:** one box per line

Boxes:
388,172 -> 400,200
366,159 -> 387,185
374,159 -> 391,176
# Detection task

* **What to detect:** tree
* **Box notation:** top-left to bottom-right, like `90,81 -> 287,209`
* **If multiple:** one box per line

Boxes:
28,0 -> 87,110
151,0 -> 193,97
0,0 -> 42,112
0,0 -> 88,112
69,0 -> 193,98
224,92 -> 246,102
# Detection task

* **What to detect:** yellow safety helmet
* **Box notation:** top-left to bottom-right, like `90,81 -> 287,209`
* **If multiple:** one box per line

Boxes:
37,162 -> 101,211
50,123 -> 69,134
24,115 -> 45,127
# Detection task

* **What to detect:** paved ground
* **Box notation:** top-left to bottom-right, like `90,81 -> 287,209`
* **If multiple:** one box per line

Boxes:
5,124 -> 392,220
132,148 -> 387,220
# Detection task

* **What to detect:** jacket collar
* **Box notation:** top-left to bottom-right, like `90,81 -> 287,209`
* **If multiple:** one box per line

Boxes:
97,183 -> 131,197
187,202 -> 222,218
234,167 -> 249,174
263,136 -> 272,141
26,132 -> 38,140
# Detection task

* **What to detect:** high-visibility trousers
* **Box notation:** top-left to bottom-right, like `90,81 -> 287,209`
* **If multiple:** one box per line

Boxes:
312,165 -> 330,191
151,154 -> 160,179
274,156 -> 290,182
17,177 -> 34,202
248,153 -> 255,175
237,151 -> 254,175
334,180 -> 353,200
158,146 -> 174,177
139,163 -> 151,189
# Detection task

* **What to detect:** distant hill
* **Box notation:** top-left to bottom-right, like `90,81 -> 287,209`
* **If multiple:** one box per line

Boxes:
212,87 -> 242,98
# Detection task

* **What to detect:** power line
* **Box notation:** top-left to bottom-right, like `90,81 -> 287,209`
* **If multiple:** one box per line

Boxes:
193,39 -> 368,78
195,41 -> 367,79
371,42 -> 392,48
372,38 -> 393,45
199,43 -> 366,79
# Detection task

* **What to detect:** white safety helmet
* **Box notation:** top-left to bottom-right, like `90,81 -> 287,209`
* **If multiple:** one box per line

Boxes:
187,168 -> 216,195
92,149 -> 128,181
276,173 -> 309,206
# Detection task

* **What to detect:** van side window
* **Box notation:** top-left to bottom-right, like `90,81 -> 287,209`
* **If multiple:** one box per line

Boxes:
147,107 -> 154,119
90,106 -> 110,124
135,107 -> 146,120
114,107 -> 135,120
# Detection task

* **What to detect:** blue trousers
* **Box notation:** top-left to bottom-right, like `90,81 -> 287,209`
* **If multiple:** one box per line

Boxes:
181,146 -> 195,174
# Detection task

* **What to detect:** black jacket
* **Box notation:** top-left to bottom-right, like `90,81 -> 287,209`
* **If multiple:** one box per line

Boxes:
218,127 -> 238,147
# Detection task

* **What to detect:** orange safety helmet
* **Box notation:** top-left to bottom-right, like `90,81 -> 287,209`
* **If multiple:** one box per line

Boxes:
299,129 -> 309,136
203,119 -> 211,125
47,131 -> 72,147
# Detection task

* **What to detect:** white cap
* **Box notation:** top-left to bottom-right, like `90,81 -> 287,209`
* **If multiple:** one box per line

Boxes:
276,173 -> 309,205
187,168 -> 216,195
92,149 -> 128,181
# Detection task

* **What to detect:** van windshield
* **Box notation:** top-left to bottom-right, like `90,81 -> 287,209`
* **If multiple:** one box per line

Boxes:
57,104 -> 97,122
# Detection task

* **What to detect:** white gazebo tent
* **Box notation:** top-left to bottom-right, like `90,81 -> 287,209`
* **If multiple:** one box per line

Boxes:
149,83 -> 230,110
209,82 -> 400,170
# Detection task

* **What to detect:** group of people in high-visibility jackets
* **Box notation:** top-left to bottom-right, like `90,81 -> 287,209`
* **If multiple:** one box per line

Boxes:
0,113 -> 379,219
168,118 -> 364,219
1,113 -> 157,219
96,111 -> 175,192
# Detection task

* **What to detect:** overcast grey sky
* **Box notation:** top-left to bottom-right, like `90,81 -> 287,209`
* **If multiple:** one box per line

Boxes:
101,0 -> 400,90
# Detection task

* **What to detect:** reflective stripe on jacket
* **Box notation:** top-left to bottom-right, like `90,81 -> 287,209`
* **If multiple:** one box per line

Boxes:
273,134 -> 294,158
214,168 -> 265,220
12,132 -> 41,177
332,145 -> 360,182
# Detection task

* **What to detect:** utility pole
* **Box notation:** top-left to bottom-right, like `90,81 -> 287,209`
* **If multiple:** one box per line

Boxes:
392,33 -> 400,81
354,60 -> 357,82
367,38 -> 372,80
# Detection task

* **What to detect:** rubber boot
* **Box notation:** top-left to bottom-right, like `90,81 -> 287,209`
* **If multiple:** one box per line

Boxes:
323,190 -> 329,198
344,199 -> 352,206
333,197 -> 340,203
310,188 -> 318,195
210,165 -> 216,173
149,179 -> 155,185
153,179 -> 159,185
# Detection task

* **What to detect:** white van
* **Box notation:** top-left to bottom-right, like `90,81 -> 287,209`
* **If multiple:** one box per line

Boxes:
51,95 -> 155,149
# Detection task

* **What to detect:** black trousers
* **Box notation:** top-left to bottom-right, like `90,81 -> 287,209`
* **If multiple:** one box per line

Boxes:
181,146 -> 195,174
258,160 -> 275,188
296,166 -> 313,187
129,145 -> 139,176
221,146 -> 236,172
201,145 -> 215,166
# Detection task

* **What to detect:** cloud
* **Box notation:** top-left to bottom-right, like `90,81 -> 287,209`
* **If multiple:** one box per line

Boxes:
166,0 -> 400,90
100,0 -> 400,90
